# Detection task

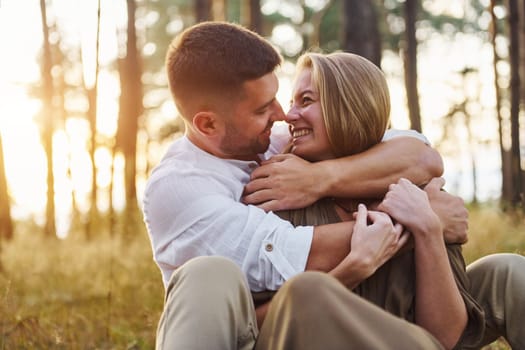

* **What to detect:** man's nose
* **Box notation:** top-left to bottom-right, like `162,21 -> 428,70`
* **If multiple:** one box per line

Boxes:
270,101 -> 286,122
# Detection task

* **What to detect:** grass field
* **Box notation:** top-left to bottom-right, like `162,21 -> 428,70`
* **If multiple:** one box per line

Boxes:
0,204 -> 523,349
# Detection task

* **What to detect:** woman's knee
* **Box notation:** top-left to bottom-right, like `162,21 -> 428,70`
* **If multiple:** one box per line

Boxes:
278,271 -> 339,305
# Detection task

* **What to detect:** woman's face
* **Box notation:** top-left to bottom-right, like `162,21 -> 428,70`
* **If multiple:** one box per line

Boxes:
286,68 -> 335,161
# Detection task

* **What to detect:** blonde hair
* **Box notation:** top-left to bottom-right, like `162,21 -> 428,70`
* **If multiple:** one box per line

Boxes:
296,52 -> 390,157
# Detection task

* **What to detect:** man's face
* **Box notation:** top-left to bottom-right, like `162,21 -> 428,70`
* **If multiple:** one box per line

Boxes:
218,72 -> 285,160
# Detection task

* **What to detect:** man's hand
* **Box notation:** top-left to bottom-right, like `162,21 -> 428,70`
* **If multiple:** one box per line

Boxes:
242,154 -> 324,211
423,178 -> 469,244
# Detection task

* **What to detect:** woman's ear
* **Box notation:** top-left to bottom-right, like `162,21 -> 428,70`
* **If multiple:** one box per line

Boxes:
193,111 -> 220,137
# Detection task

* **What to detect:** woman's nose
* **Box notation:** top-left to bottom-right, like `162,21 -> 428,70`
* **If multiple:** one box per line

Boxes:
285,106 -> 300,123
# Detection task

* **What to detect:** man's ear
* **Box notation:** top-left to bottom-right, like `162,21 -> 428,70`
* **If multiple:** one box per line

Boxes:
192,111 -> 220,136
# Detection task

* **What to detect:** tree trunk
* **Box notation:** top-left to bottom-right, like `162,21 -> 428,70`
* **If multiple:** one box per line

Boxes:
195,0 -> 212,22
507,0 -> 523,207
490,0 -> 513,205
246,0 -> 262,34
84,0 -> 102,239
212,0 -> 227,21
39,0 -> 56,238
403,0 -> 422,132
308,1 -> 333,50
117,0 -> 143,233
519,0 -> 525,106
342,0 -> 382,67
0,133 -> 13,240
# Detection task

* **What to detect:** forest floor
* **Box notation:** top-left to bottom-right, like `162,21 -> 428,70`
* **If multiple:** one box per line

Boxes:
0,203 -> 523,349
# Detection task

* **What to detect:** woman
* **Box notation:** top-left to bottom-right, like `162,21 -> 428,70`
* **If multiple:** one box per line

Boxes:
274,52 -> 484,349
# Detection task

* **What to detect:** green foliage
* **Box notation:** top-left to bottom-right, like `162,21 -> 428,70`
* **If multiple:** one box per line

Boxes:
319,1 -> 342,53
379,0 -> 488,52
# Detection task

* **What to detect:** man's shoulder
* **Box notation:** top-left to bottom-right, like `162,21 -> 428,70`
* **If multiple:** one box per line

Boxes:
145,146 -> 244,202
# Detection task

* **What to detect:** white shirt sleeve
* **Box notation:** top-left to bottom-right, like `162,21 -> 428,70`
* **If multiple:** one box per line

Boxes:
143,162 -> 313,292
382,129 -> 430,145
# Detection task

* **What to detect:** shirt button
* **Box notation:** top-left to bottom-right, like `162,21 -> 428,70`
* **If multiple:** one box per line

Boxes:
265,244 -> 273,252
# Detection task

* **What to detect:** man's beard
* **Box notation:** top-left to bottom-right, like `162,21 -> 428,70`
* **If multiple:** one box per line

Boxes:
220,123 -> 272,157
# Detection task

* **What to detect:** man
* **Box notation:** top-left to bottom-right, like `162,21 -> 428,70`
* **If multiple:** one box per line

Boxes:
143,21 -> 524,349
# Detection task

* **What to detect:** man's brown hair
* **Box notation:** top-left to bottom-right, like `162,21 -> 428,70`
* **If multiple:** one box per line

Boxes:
166,22 -> 282,118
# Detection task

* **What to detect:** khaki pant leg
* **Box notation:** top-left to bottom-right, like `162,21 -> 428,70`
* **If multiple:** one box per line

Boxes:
156,256 -> 258,350
465,253 -> 525,350
255,271 -> 444,350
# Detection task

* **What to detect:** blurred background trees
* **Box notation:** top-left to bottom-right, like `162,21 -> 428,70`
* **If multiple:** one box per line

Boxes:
0,0 -> 523,241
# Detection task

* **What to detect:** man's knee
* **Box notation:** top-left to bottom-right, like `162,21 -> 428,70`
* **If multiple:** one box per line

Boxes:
175,255 -> 240,277
166,256 -> 246,297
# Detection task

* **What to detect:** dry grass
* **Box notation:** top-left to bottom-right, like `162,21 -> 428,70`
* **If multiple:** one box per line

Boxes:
463,204 -> 525,264
0,204 -> 523,349
0,223 -> 163,349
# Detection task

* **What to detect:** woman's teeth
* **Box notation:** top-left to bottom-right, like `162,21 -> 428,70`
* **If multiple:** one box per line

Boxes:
292,129 -> 311,138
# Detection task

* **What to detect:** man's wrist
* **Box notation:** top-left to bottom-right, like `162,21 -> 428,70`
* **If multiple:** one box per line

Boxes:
315,159 -> 340,198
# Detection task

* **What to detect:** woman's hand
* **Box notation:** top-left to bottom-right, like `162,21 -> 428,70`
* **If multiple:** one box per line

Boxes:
348,204 -> 409,279
379,179 -> 467,349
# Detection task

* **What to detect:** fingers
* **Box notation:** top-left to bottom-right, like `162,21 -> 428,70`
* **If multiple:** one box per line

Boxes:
397,230 -> 411,248
250,165 -> 271,181
256,200 -> 282,212
393,222 -> 404,236
355,203 -> 368,228
242,188 -> 270,205
243,178 -> 270,197
251,154 -> 297,179
259,153 -> 292,166
423,177 -> 446,193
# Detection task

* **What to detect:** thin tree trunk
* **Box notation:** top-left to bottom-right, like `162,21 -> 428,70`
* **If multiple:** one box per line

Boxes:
117,0 -> 143,234
39,0 -> 56,238
212,0 -> 227,21
520,0 -> 525,104
0,133 -> 13,241
195,0 -> 212,22
308,1 -> 333,49
507,0 -> 523,207
84,0 -> 102,239
465,111 -> 478,204
246,0 -> 262,34
342,0 -> 382,67
403,0 -> 422,132
521,0 -> 525,205
108,140 -> 117,236
490,0 -> 512,205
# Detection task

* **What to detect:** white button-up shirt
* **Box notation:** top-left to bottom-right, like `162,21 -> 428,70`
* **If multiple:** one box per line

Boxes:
143,124 -> 429,291
143,123 -> 314,291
